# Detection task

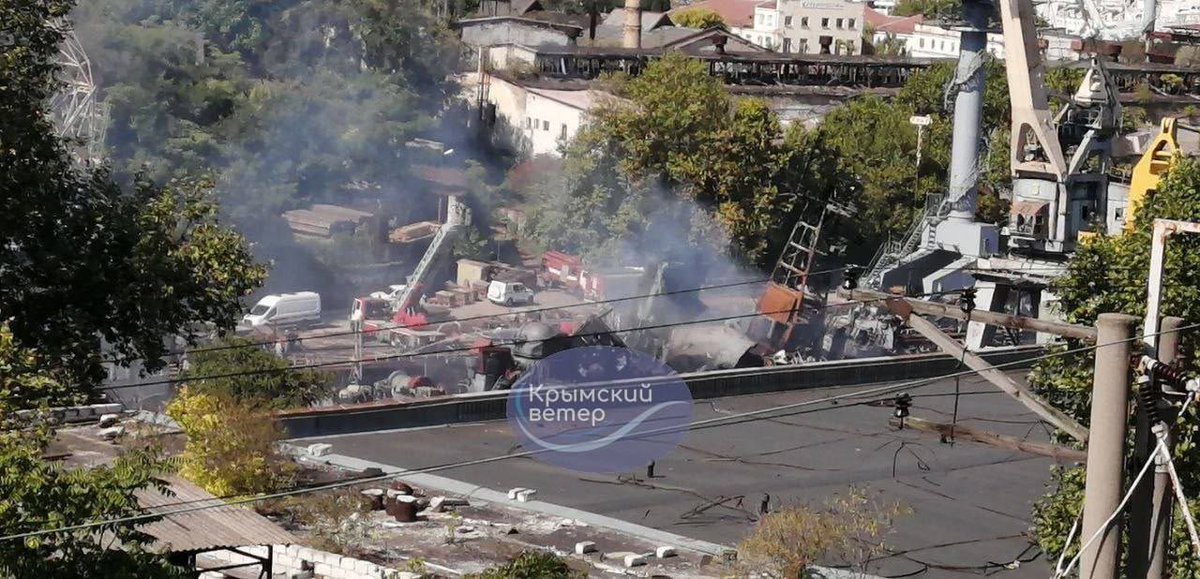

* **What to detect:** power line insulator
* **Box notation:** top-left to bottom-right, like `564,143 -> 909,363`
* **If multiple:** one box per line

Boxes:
960,288 -> 977,315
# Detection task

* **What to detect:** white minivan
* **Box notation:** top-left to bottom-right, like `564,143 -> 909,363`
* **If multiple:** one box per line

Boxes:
487,280 -> 534,306
243,292 -> 322,328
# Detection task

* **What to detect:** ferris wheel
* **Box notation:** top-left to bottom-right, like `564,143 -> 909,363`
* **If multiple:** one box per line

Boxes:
47,20 -> 107,163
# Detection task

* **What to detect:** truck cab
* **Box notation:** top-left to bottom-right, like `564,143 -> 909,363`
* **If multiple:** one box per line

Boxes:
487,280 -> 534,306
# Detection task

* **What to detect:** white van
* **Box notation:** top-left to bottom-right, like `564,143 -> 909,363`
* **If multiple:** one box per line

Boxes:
243,292 -> 322,328
487,280 -> 534,306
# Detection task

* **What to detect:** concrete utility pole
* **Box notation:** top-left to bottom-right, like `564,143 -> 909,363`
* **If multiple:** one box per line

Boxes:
622,0 -> 641,49
1080,313 -> 1138,579
1148,316 -> 1184,578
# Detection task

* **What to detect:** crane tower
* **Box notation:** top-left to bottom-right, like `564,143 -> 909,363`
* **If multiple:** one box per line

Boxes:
48,21 -> 107,164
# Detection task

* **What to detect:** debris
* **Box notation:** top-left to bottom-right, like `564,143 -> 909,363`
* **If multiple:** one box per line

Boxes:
97,413 -> 120,428
507,487 -> 528,500
655,546 -> 677,559
575,541 -> 598,555
306,443 -> 332,457
623,553 -> 647,568
516,489 -> 537,502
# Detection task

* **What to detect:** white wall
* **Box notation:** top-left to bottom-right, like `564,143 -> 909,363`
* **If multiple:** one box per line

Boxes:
199,544 -> 418,579
522,91 -> 590,157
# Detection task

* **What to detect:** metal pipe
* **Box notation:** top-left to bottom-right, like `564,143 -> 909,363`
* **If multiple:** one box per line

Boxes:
946,0 -> 989,221
1080,313 -> 1138,579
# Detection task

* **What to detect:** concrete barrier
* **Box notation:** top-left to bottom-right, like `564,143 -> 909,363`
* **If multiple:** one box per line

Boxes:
280,346 -> 1043,439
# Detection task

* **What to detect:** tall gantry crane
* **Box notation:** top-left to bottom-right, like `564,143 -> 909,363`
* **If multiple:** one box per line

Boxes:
48,20 -> 107,164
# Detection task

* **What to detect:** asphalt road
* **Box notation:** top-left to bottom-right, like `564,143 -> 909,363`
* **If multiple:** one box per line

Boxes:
304,372 -> 1067,577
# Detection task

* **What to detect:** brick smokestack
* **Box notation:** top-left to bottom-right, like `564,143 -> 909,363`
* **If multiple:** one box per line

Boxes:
623,0 -> 641,49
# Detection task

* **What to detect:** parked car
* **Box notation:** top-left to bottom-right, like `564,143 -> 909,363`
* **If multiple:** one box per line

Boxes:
487,280 -> 535,306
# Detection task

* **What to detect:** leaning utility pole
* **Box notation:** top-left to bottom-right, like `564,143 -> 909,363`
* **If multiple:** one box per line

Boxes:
1080,313 -> 1138,579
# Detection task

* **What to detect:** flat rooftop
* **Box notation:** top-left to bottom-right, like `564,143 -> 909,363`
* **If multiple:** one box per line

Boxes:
298,372 -> 1065,577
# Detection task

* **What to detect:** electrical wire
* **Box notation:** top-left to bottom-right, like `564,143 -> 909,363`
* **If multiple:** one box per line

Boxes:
11,313 -> 1200,545
102,271 -> 847,363
1163,395 -> 1200,558
95,289 -> 953,394
1055,439 -> 1162,578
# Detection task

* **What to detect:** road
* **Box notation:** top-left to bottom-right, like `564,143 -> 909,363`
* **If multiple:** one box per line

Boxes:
301,372 -> 1065,577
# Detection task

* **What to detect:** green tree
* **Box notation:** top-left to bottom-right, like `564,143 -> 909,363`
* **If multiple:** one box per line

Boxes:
0,325 -> 181,578
469,551 -> 584,579
671,7 -> 725,28
2,0 -> 267,389
180,337 -> 328,409
894,0 -> 959,17
167,387 -> 293,496
1029,158 -> 1200,577
524,54 -> 856,266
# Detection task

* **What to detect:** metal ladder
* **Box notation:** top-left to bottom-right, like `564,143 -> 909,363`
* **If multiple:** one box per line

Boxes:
863,193 -> 949,288
771,213 -> 824,292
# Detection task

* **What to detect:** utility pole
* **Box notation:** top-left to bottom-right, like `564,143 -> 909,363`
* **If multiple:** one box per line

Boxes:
1080,313 -> 1138,579
1148,316 -> 1184,578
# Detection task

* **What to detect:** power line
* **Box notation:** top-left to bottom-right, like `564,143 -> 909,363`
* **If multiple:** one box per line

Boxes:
97,288 -> 947,394
100,267 -> 850,365
9,319 -> 1198,544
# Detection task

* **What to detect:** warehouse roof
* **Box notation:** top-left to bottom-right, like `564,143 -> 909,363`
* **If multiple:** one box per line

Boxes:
136,475 -> 297,553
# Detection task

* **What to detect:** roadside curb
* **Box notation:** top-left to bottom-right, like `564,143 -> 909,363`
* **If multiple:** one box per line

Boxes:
291,448 -> 886,579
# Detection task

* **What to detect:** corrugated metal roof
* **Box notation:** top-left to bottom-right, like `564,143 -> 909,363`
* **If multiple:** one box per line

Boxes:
137,475 -> 297,553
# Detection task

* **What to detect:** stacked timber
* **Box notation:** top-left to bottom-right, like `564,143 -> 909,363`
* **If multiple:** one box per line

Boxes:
389,221 -> 441,244
282,204 -> 375,239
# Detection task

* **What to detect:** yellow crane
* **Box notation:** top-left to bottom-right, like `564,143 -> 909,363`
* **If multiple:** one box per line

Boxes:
1124,117 -> 1199,231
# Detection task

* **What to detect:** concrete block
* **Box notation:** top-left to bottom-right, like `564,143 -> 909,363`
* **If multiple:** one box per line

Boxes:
98,426 -> 124,440
97,413 -> 121,428
516,489 -> 537,502
353,559 -> 374,575
429,496 -> 468,512
307,443 -> 333,457
93,403 -> 123,415
77,407 -> 96,419
622,554 -> 647,567
574,541 -> 597,555
313,562 -> 331,577
655,546 -> 677,558
506,487 -> 527,500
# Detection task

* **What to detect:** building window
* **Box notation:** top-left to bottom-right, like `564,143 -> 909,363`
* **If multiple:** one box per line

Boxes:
526,117 -> 531,128
845,39 -> 855,53
757,13 -> 763,25
801,16 -> 809,27
848,18 -> 856,29
799,38 -> 808,53
821,17 -> 829,28
836,18 -> 843,29
919,38 -> 925,48
784,37 -> 793,52
560,123 -> 568,139
785,15 -> 793,27
542,120 -> 549,131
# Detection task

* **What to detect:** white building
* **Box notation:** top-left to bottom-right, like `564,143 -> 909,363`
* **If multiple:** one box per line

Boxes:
908,22 -> 1005,59
672,0 -> 782,50
463,73 -> 612,157
863,8 -> 923,52
777,0 -> 866,54
521,88 -> 603,156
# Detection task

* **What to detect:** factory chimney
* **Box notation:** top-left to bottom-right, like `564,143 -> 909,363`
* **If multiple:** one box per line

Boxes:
623,0 -> 641,49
